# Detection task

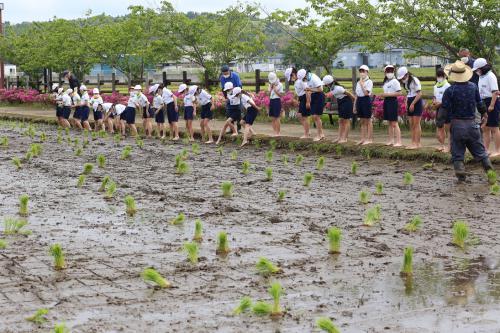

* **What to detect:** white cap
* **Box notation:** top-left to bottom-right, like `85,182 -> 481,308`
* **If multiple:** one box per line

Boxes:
322,75 -> 334,86
134,85 -> 142,90
297,69 -> 307,80
58,88 -> 64,94
52,83 -> 59,91
178,83 -> 188,93
232,87 -> 242,95
284,68 -> 293,82
223,82 -> 234,92
268,72 -> 278,84
79,85 -> 87,91
472,58 -> 487,71
384,65 -> 395,71
396,66 -> 408,80
148,84 -> 159,94
92,88 -> 100,94
188,85 -> 198,95
359,65 -> 369,72
65,88 -> 73,94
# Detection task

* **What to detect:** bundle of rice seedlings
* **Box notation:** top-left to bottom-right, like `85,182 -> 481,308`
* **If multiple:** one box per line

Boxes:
141,268 -> 171,288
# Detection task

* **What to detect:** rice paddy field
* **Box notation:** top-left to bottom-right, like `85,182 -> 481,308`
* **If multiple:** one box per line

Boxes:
0,120 -> 499,333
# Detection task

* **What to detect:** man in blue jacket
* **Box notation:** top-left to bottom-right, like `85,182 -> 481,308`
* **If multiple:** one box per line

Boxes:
220,65 -> 242,132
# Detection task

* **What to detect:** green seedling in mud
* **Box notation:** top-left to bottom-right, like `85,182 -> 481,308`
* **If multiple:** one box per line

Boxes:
74,147 -> 83,157
288,141 -> 296,152
73,137 -> 80,147
270,139 -> 278,150
174,154 -> 182,168
254,138 -> 261,149
114,133 -> 121,144
327,227 -> 342,254
0,136 -> 8,147
52,322 -> 70,333
124,195 -> 137,216
141,268 -> 171,288
265,150 -> 273,163
335,145 -> 343,156
490,183 -> 500,195
422,162 -> 434,170
364,205 -> 382,226
400,246 -> 414,276
176,161 -> 189,175
97,154 -> 106,168
404,215 -> 423,232
99,130 -> 108,139
256,257 -> 282,276
351,161 -> 359,175
182,137 -> 190,145
233,296 -> 252,315
221,181 -> 233,198
66,136 -> 71,144
452,220 -> 469,249
99,176 -> 111,192
12,156 -> 22,170
57,134 -> 63,144
191,143 -> 200,155
40,132 -> 47,142
83,139 -> 89,148
242,160 -> 251,175
3,218 -> 30,235
19,194 -> 29,217
26,308 -> 49,325
295,154 -> 304,166
277,190 -> 286,202
231,150 -> 238,160
82,163 -> 94,175
105,181 -> 117,199
121,145 -> 132,160
170,213 -> 185,225
375,181 -> 384,195
359,189 -> 370,204
316,317 -> 340,333
216,146 -> 224,156
303,172 -> 314,187
77,174 -> 86,188
25,151 -> 33,161
487,169 -> 497,185
183,241 -> 199,264
180,148 -> 189,160
216,231 -> 230,255
0,239 -> 7,249
403,172 -> 414,186
65,127 -> 70,136
252,301 -> 272,316
265,167 -> 273,181
49,243 -> 66,270
235,136 -> 242,146
316,156 -> 325,170
91,131 -> 98,140
269,281 -> 283,317
282,154 -> 289,166
193,219 -> 203,241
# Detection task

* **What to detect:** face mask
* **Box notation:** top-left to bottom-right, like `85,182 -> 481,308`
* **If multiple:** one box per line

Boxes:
130,91 -> 137,97
223,74 -> 230,79
360,73 -> 368,79
307,73 -> 312,81
437,77 -> 444,83
386,73 -> 394,79
460,57 -> 469,63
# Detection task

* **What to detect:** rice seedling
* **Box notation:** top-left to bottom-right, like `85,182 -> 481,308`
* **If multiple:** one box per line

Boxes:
216,146 -> 224,156
99,130 -> 108,139
335,145 -> 343,156
12,156 -> 22,170
231,150 -> 238,160
19,194 -> 29,217
404,215 -> 423,232
3,218 -> 30,235
74,147 -> 83,156
254,138 -> 261,149
0,136 -> 8,147
364,205 -> 382,226
233,296 -> 252,315
316,156 -> 325,170
193,219 -> 203,241
104,181 -> 117,199
49,243 -> 66,270
52,323 -> 70,333
82,163 -> 94,175
303,172 -> 314,187
277,190 -> 286,202
327,227 -> 342,254
180,148 -> 189,159
359,189 -> 370,204
351,161 -> 358,175
170,213 -> 185,225
265,150 -> 273,163
182,137 -> 189,145
176,160 -> 189,175
490,183 -> 500,195
256,257 -> 282,276
375,181 -> 384,195
40,132 -> 47,142
295,154 -> 304,166
221,181 -> 233,198
316,317 -> 340,333
26,308 -> 49,325
242,160 -> 250,175
124,195 -> 137,216
66,136 -> 71,144
114,133 -> 121,143
288,141 -> 296,151
121,145 -> 132,159
403,172 -> 414,186
174,154 -> 182,168
216,231 -> 230,255
141,268 -> 171,288
73,137 -> 80,147
361,147 -> 371,159
265,167 -> 273,181
183,241 -> 199,264
399,246 -> 414,276
252,301 -> 272,316
99,176 -> 111,192
64,127 -> 70,136
25,151 -> 33,161
452,220 -> 469,249
269,139 -> 277,150
235,136 -> 242,146
269,281 -> 283,316
97,154 -> 106,168
422,162 -> 434,170
77,174 -> 86,187
282,154 -> 288,165
192,143 -> 200,155
487,169 -> 497,185
91,131 -> 98,140
57,134 -> 63,144
0,239 -> 7,249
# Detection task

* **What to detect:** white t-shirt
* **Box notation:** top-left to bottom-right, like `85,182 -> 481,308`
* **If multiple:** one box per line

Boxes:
184,94 -> 196,107
479,71 -> 499,99
433,81 -> 451,103
241,94 -> 255,109
198,89 -> 212,106
153,95 -> 163,109
294,80 -> 306,97
136,93 -> 149,108
127,95 -> 138,108
355,79 -> 373,97
90,95 -> 104,111
307,73 -> 323,89
115,104 -> 126,115
269,82 -> 283,99
72,93 -> 81,106
102,102 -> 113,113
228,91 -> 241,106
331,85 -> 346,99
162,88 -> 174,104
383,78 -> 401,94
55,93 -> 63,107
404,77 -> 422,98
80,92 -> 89,106
62,94 -> 72,107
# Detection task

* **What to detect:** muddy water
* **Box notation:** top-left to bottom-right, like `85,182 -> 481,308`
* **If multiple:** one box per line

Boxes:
0,122 -> 499,333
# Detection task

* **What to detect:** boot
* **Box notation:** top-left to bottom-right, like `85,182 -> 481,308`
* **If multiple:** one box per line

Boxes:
453,161 -> 466,182
481,158 -> 493,172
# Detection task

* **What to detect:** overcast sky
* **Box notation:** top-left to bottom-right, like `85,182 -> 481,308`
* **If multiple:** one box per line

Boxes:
3,0 -> 308,24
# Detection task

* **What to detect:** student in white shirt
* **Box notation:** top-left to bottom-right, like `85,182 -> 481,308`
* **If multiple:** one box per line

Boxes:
216,82 -> 239,145
240,89 -> 261,147
354,65 -> 374,145
285,67 -> 310,139
105,103 -> 126,135
397,66 -> 423,149
70,89 -> 83,129
381,65 -> 403,147
90,88 -> 105,132
268,72 -> 284,137
61,89 -> 73,129
473,58 -> 500,157
160,84 -> 179,140
178,84 -> 197,142
323,75 -> 355,143
79,85 -> 92,131
298,69 -> 325,141
148,84 -> 165,139
432,68 -> 451,152
196,87 -> 214,143
120,86 -> 140,137
54,87 -> 65,127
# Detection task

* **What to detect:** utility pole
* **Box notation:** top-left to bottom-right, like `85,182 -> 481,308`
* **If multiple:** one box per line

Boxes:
0,3 -> 4,89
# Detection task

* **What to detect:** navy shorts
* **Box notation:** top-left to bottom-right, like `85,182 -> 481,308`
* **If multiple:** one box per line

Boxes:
228,105 -> 241,122
56,106 -> 63,118
298,95 -> 309,116
383,97 -> 399,122
244,106 -> 258,125
154,108 -> 165,123
122,106 -> 136,125
310,92 -> 325,116
201,103 -> 213,119
73,106 -> 82,119
269,98 -> 282,118
80,106 -> 90,122
184,106 -> 194,120
356,95 -> 372,119
166,102 -> 178,123
93,110 -> 103,121
143,106 -> 155,119
407,97 -> 423,117
62,106 -> 71,119
338,97 -> 354,119
485,98 -> 500,127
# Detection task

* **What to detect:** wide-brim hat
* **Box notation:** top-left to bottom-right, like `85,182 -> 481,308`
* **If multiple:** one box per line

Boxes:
444,61 -> 472,83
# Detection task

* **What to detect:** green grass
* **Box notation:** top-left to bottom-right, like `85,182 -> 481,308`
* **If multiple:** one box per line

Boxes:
183,241 -> 199,264
176,160 -> 189,175
277,190 -> 286,202
121,145 -> 132,159
170,213 -> 185,225
221,181 -> 233,198
375,181 -> 384,195
487,169 -> 497,185
74,147 -> 83,156
269,281 -> 283,316
364,204 -> 382,226
265,167 -> 273,181
351,161 -> 359,175
52,323 -> 70,333
0,239 -> 7,249
216,231 -> 230,255
141,268 -> 171,288
401,247 -> 414,276
12,156 -> 22,170
252,300 -> 272,316
282,154 -> 289,165
403,172 -> 414,186
265,150 -> 273,163
452,220 -> 469,249
192,143 -> 200,155
105,180 -> 117,199
231,150 -> 238,160
404,215 -> 423,232
3,217 -> 30,235
19,194 -> 29,216
316,156 -> 325,170
490,183 -> 500,195
97,154 -> 106,168
233,296 -> 253,315
303,172 -> 314,187
124,195 -> 137,217
49,243 -> 66,270
256,257 -> 282,276
316,317 -> 340,333
26,308 -> 49,325
193,219 -> 203,241
0,136 -> 8,147
99,175 -> 111,192
327,227 -> 342,254
295,154 -> 304,166
77,174 -> 86,188
359,190 -> 370,204
242,160 -> 251,175
82,163 -> 93,175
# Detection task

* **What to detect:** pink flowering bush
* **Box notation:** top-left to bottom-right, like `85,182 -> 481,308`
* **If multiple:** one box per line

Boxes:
372,95 -> 407,120
101,91 -> 129,105
0,88 -> 52,105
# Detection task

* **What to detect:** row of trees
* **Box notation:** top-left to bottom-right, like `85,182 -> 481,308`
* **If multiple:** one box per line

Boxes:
0,0 -> 498,85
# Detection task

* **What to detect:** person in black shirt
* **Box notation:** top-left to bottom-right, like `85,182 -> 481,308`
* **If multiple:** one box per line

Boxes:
458,48 -> 479,85
62,70 -> 80,91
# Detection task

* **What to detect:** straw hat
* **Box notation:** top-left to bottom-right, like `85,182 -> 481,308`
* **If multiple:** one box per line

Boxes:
444,61 -> 472,82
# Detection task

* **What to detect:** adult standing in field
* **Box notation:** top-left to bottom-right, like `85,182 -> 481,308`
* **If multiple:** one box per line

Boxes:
354,65 -> 373,145
62,70 -> 81,91
458,48 -> 479,85
441,60 -> 492,182
397,66 -> 423,149
220,65 -> 242,133
285,67 -> 310,139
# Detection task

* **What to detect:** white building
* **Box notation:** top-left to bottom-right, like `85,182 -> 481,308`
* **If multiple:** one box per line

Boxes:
4,64 -> 17,77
